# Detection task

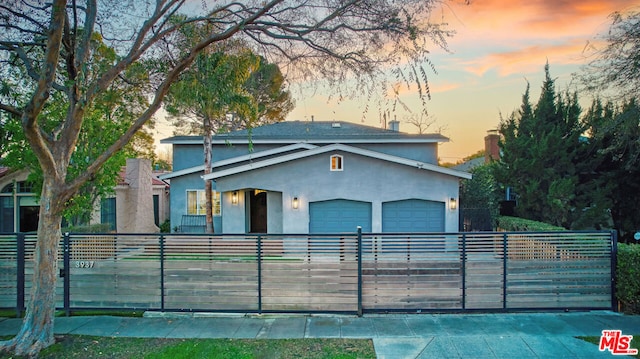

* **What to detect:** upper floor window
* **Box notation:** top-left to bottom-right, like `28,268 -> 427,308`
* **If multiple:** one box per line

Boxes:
1,181 -> 35,194
330,155 -> 343,171
186,190 -> 221,216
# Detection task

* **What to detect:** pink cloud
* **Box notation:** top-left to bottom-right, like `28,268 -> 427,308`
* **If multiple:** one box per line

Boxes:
437,0 -> 639,77
461,40 -> 588,76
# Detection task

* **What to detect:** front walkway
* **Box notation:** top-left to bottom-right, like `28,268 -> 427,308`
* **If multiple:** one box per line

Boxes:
1,311 -> 638,358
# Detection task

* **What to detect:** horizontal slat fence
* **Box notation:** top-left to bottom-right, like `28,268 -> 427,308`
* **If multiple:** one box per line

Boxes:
0,231 -> 615,316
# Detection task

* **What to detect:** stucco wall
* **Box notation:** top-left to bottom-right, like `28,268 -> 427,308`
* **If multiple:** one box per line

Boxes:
169,171 -> 222,232
349,143 -> 439,164
172,143 -> 283,171
214,151 -> 460,233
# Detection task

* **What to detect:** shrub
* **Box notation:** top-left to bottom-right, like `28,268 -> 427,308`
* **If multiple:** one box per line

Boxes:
616,243 -> 640,314
159,219 -> 171,233
496,216 -> 566,232
63,223 -> 113,233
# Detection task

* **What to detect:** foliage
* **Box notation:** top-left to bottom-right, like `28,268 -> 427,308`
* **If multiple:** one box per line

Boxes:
494,64 -> 592,229
0,34 -> 156,227
577,9 -> 640,103
459,164 -> 501,230
165,48 -> 261,135
159,220 -> 171,233
580,99 -> 640,242
496,216 -> 566,232
62,223 -> 113,234
616,243 -> 640,314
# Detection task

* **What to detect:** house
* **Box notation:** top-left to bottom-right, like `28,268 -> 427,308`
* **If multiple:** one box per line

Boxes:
160,120 -> 471,234
0,158 -> 169,233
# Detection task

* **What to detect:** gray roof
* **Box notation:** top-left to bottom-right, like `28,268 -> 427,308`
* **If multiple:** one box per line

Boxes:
161,121 -> 449,144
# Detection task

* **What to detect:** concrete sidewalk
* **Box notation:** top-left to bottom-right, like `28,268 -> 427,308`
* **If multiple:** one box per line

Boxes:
1,311 -> 638,358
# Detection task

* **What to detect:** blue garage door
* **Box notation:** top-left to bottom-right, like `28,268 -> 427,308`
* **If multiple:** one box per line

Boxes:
309,199 -> 372,233
382,199 -> 445,232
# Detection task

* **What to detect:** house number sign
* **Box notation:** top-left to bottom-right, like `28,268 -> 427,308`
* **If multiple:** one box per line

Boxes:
74,261 -> 95,269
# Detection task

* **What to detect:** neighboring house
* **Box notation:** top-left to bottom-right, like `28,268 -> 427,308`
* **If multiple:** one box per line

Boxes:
161,120 -> 471,234
0,158 -> 169,233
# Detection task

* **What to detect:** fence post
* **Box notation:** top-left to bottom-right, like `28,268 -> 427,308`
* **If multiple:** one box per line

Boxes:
16,233 -> 25,318
257,235 -> 263,315
357,227 -> 362,317
502,232 -> 508,310
610,230 -> 618,312
159,234 -> 165,312
461,233 -> 466,310
63,232 -> 71,316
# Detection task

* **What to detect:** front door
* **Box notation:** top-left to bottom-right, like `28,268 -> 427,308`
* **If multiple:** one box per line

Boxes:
249,190 -> 267,233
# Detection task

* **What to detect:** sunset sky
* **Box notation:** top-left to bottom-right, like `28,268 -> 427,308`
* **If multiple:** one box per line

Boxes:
283,0 -> 640,163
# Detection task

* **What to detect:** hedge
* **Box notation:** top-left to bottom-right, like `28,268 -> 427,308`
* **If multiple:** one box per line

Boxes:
496,216 -> 566,232
617,243 -> 640,314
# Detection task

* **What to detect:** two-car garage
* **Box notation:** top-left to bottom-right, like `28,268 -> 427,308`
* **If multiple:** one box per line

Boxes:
309,199 -> 445,233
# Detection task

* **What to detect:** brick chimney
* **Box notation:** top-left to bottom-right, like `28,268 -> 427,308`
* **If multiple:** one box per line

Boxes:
484,129 -> 500,163
119,158 -> 159,232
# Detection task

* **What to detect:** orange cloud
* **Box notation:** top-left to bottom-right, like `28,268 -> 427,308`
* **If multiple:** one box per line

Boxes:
461,40 -> 587,77
445,0 -> 639,43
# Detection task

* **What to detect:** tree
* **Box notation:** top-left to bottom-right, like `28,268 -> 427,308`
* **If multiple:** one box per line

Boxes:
0,0 -> 453,355
577,9 -> 640,103
0,34 -> 156,227
165,47 -> 261,233
581,98 -> 640,241
495,64 -> 584,228
166,42 -> 292,233
459,163 -> 501,231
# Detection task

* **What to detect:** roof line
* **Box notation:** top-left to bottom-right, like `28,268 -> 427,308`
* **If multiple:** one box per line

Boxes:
158,142 -> 318,180
203,144 -> 472,180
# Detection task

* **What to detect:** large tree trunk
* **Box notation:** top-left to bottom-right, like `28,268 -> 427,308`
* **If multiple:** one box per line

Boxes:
1,179 -> 64,357
204,117 -> 214,233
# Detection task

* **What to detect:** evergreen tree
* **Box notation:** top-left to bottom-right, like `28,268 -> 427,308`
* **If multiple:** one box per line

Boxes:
582,99 -> 640,241
495,64 -> 583,228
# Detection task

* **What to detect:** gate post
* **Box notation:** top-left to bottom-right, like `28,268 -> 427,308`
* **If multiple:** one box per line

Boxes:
357,227 -> 362,317
461,233 -> 466,310
610,230 -> 618,312
16,233 -> 25,318
257,235 -> 263,314
159,234 -> 165,312
63,232 -> 71,316
502,232 -> 507,310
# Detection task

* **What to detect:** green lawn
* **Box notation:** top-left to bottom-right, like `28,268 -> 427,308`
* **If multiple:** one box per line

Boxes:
577,335 -> 639,358
0,336 -> 376,359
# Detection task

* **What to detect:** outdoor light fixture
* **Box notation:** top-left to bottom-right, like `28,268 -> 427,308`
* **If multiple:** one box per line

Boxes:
449,197 -> 457,210
292,197 -> 299,209
232,191 -> 238,205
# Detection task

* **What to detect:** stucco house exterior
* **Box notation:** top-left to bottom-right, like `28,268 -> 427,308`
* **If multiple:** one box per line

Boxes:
0,158 -> 169,233
161,121 -> 471,234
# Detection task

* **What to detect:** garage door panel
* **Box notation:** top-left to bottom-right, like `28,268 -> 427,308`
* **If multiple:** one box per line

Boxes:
309,200 -> 372,233
382,199 -> 444,232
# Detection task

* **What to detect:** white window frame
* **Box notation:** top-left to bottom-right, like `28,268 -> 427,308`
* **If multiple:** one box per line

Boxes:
186,189 -> 221,216
330,154 -> 343,171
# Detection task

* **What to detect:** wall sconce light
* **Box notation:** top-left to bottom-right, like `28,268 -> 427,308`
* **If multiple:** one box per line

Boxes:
449,197 -> 457,210
292,197 -> 299,209
232,191 -> 238,205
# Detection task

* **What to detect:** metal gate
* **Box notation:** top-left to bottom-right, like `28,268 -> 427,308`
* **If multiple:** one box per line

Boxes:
0,230 -> 615,316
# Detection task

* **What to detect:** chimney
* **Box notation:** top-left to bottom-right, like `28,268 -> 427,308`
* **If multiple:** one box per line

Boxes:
388,120 -> 400,132
484,129 -> 500,163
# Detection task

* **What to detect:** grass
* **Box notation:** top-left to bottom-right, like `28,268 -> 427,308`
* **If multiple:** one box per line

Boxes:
577,335 -> 640,358
0,336 -> 375,359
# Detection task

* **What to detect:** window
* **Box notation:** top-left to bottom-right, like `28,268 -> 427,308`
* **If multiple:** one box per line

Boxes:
100,197 -> 116,231
330,155 -> 343,171
186,190 -> 221,215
